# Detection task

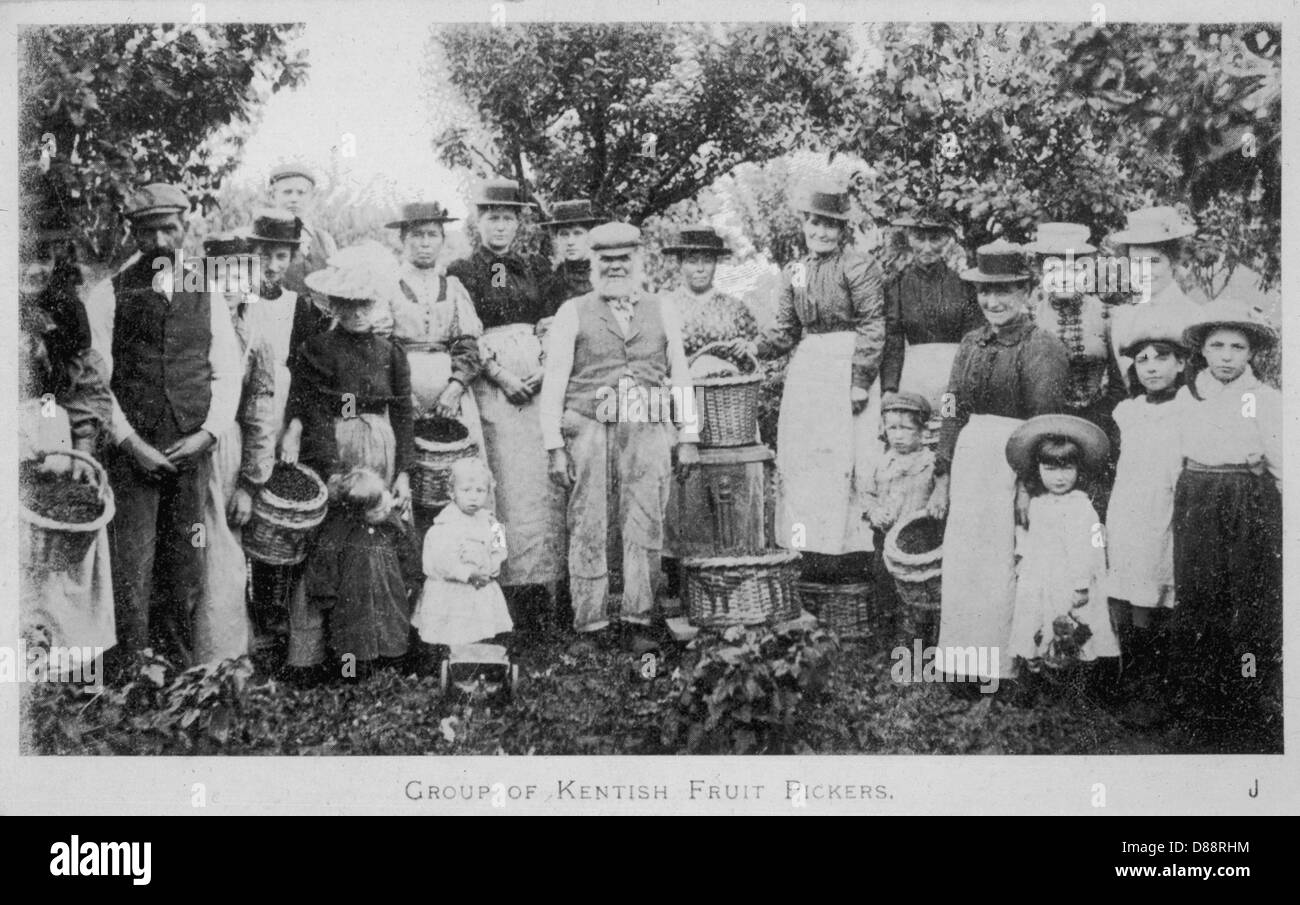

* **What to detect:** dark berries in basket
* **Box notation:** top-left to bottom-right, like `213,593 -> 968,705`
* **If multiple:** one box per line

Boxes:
265,464 -> 320,501
20,463 -> 104,524
415,416 -> 468,444
895,516 -> 944,555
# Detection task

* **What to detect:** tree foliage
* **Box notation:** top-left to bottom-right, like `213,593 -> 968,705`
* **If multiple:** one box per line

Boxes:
19,23 -> 309,263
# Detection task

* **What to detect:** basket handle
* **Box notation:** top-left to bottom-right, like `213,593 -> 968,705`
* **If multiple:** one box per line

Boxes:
27,447 -> 111,503
691,340 -> 758,375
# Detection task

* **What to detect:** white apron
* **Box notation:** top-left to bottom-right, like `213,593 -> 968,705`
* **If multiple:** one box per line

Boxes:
937,413 -> 1022,679
898,341 -> 959,416
774,331 -> 883,555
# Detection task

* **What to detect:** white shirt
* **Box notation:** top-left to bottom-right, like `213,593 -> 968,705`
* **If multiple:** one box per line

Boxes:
86,251 -> 244,445
1177,367 -> 1282,487
539,292 -> 699,450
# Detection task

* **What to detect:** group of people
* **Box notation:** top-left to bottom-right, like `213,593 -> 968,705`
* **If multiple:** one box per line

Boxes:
20,164 -> 1282,745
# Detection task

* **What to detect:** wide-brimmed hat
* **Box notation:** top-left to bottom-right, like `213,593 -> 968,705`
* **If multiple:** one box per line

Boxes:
891,202 -> 957,232
588,222 -> 641,257
661,225 -> 732,257
960,239 -> 1033,283
796,181 -> 853,221
1182,295 -> 1278,352
268,163 -> 317,187
473,177 -> 534,209
303,242 -> 393,307
202,232 -> 248,258
1006,414 -> 1110,475
1115,302 -> 1194,358
540,199 -> 601,228
1108,206 -> 1196,246
125,183 -> 190,220
385,201 -> 458,229
245,209 -> 303,247
1025,222 -> 1096,255
881,390 -> 932,421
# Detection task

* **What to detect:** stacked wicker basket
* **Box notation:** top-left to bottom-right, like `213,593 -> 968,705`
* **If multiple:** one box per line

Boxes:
679,343 -> 799,628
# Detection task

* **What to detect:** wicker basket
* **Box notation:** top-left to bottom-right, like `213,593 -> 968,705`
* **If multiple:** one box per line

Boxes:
243,463 -> 328,565
682,549 -> 801,627
412,421 -> 479,510
882,510 -> 943,612
690,341 -> 762,448
20,449 -> 115,572
796,580 -> 875,638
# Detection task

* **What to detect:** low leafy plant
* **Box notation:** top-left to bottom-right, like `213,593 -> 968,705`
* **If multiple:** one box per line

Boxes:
662,624 -> 839,754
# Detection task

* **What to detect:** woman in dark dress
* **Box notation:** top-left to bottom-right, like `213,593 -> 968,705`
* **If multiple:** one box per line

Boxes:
927,240 -> 1069,688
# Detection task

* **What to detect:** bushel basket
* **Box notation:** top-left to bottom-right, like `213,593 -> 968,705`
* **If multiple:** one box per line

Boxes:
243,463 -> 328,565
20,449 -> 115,572
412,418 -> 479,510
682,549 -> 801,628
690,341 -> 762,448
883,510 -> 943,612
796,580 -> 876,638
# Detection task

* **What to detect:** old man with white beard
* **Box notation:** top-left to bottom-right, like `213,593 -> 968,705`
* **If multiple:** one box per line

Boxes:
539,222 -> 699,644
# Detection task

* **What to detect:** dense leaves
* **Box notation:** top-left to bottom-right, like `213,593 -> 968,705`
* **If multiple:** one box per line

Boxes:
20,23 -> 309,264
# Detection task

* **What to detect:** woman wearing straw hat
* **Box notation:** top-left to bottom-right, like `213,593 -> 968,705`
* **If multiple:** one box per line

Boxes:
448,178 -> 567,638
384,201 -> 487,452
726,181 -> 885,578
1027,221 -> 1126,510
278,244 -> 416,682
1169,296 -> 1281,744
1106,206 -> 1203,390
881,203 -> 983,429
926,240 -> 1069,687
539,199 -> 602,320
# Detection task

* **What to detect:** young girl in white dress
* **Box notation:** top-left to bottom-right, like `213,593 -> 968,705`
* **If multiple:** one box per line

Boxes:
411,459 -> 512,648
1005,415 -> 1120,677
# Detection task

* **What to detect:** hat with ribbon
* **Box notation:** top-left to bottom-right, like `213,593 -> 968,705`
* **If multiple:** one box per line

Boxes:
661,224 -> 732,257
796,181 -> 853,221
540,199 -> 602,228
960,239 -> 1032,283
245,209 -> 304,247
303,241 -> 394,308
385,201 -> 458,229
1025,222 -> 1097,256
268,163 -> 318,187
1115,301 -> 1194,358
588,222 -> 642,256
891,202 -> 957,232
1108,206 -> 1196,246
1182,294 -> 1277,353
125,183 -> 190,221
1006,414 -> 1111,475
203,232 -> 248,258
473,177 -> 534,209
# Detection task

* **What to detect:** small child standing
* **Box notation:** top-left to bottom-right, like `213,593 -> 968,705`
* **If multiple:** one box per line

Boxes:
1105,306 -> 1191,705
304,467 -> 421,681
411,459 -> 512,651
1005,415 -> 1119,679
862,392 -> 936,645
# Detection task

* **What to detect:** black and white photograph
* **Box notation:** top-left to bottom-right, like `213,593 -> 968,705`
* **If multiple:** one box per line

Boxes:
1,0 -> 1295,816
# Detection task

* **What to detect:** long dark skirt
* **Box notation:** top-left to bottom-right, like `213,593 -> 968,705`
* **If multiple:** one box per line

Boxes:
1170,467 -> 1282,740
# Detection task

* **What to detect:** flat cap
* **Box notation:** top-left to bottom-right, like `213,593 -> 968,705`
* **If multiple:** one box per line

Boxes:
881,390 -> 932,420
588,222 -> 642,255
125,183 -> 190,220
269,163 -> 317,186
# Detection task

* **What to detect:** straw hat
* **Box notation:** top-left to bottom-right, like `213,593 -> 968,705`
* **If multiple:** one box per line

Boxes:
891,202 -> 957,232
303,242 -> 394,306
1115,302 -> 1194,358
385,201 -> 458,229
245,209 -> 303,247
960,239 -> 1033,283
796,181 -> 852,221
473,177 -> 533,209
1024,222 -> 1096,255
539,199 -> 602,228
1005,414 -> 1110,475
1182,295 -> 1277,352
661,225 -> 732,257
1108,206 -> 1196,246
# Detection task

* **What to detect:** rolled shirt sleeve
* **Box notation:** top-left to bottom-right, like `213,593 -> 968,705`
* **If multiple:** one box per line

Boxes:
539,300 -> 579,451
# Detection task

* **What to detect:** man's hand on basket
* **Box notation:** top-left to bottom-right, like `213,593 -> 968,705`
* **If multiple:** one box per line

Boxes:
433,380 -> 465,419
227,487 -> 254,527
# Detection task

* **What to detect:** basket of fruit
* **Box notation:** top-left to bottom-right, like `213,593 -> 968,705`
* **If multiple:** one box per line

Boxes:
411,417 -> 480,510
20,450 -> 114,572
243,462 -> 328,565
689,341 -> 762,448
682,549 -> 802,628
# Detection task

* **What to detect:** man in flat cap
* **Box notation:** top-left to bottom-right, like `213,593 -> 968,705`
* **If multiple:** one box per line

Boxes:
539,222 -> 699,645
268,163 -> 338,303
85,182 -> 244,671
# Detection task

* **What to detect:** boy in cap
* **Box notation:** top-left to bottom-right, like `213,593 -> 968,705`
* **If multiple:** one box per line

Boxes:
268,163 -> 338,303
539,222 -> 699,645
85,182 -> 244,670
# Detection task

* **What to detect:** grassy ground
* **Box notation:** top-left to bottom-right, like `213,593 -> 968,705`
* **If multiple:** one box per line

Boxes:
26,623 -> 1273,757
